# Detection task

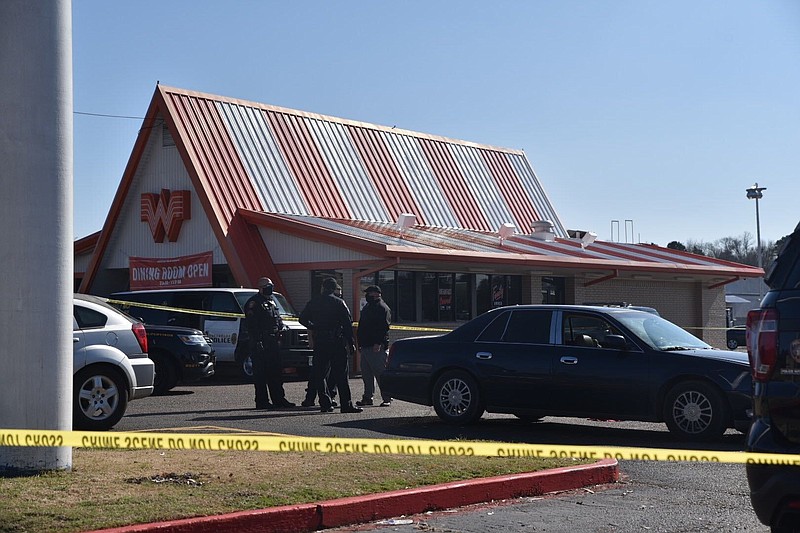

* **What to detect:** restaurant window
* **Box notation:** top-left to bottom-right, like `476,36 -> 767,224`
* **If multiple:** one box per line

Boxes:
477,274 -> 522,315
542,276 -> 565,304
507,275 -> 522,306
396,271 -> 415,322
422,273 -> 454,321
376,270 -> 396,315
476,274 -> 490,315
455,273 -> 471,321
358,270 -> 414,322
311,270 -> 342,297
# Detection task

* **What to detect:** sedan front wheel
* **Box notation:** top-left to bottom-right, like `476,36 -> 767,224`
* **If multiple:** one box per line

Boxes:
663,380 -> 728,441
432,370 -> 484,425
73,366 -> 129,431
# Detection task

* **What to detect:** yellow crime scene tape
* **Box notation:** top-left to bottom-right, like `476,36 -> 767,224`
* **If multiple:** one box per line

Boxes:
1,429 -> 798,466
108,299 -> 245,319
108,299 -> 451,333
107,299 -> 736,335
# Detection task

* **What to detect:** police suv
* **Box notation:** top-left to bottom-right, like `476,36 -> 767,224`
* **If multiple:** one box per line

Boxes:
110,288 -> 312,379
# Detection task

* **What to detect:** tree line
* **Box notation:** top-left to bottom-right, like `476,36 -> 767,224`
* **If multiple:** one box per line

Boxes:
666,232 -> 789,268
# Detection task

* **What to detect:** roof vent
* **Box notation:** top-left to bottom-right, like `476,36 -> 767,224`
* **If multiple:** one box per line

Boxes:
530,220 -> 555,242
396,213 -> 417,237
498,222 -> 516,245
568,229 -> 598,249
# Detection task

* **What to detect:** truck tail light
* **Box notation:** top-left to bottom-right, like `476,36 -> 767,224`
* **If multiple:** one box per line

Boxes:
132,322 -> 149,354
747,308 -> 779,382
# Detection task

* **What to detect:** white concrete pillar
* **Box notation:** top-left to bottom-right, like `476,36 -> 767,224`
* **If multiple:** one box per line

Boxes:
0,0 -> 73,471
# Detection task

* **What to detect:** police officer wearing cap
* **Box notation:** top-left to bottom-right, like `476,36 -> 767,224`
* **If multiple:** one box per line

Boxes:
244,277 -> 295,409
299,277 -> 362,413
356,285 -> 392,407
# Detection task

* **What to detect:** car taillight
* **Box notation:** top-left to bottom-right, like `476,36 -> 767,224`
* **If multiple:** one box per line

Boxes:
132,322 -> 148,354
747,308 -> 779,382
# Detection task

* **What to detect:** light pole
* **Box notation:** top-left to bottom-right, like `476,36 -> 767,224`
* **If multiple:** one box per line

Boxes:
746,183 -> 766,269
746,183 -> 767,302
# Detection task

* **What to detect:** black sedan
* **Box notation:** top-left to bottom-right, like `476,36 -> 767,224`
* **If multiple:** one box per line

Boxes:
726,326 -> 747,350
381,305 -> 752,441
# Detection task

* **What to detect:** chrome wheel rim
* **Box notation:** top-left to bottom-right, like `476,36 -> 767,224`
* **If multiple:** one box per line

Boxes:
78,375 -> 120,421
672,390 -> 713,434
439,377 -> 472,417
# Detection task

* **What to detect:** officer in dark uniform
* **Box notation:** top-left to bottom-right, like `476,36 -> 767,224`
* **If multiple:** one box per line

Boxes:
244,277 -> 295,409
356,285 -> 393,407
301,284 -> 341,408
299,277 -> 362,413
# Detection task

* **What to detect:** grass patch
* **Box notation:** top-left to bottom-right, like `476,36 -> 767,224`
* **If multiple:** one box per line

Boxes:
0,447 -> 583,532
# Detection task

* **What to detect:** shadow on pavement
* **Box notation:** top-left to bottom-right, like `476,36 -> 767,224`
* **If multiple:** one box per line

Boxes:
321,414 -> 747,452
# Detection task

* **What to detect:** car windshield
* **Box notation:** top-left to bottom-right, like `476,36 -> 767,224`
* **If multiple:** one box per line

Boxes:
614,311 -> 711,351
271,292 -> 298,317
233,291 -> 298,317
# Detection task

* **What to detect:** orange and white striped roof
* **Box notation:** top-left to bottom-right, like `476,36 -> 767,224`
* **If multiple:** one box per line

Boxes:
79,85 -> 762,291
158,85 -> 565,236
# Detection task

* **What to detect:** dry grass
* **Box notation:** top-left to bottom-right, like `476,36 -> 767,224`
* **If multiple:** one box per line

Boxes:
0,448 -> 578,532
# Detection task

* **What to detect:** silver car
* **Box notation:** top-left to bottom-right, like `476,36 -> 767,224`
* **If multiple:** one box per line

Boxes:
73,294 -> 155,430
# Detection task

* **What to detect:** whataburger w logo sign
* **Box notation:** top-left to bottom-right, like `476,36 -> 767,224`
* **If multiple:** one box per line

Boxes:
141,189 -> 191,243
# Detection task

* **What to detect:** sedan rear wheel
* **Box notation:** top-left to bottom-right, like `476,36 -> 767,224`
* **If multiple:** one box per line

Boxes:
727,338 -> 739,350
432,370 -> 484,425
663,380 -> 728,441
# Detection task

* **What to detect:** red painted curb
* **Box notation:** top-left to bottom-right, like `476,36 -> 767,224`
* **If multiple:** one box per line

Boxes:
89,459 -> 618,533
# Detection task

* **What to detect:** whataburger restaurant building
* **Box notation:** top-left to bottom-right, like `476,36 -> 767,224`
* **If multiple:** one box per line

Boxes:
75,85 -> 762,347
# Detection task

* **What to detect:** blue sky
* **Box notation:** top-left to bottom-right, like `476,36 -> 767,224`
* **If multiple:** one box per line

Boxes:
72,1 -> 800,247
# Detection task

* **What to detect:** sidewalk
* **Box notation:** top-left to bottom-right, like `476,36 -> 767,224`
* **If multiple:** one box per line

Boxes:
91,459 -> 618,533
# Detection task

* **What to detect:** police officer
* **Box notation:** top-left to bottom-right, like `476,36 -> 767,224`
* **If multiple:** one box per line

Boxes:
300,284 -> 340,408
356,285 -> 392,407
244,277 -> 295,409
299,277 -> 362,413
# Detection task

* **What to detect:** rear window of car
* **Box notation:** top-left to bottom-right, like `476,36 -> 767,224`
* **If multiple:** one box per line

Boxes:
74,305 -> 108,329
477,310 -> 552,344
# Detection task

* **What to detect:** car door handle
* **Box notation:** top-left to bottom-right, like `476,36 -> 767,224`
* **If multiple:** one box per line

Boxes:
560,356 -> 578,365
476,352 -> 492,360
73,337 -> 80,343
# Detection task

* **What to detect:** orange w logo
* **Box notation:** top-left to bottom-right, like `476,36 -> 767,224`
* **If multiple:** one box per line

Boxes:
140,189 -> 191,243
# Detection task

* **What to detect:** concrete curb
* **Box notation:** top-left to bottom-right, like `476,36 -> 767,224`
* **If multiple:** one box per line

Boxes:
91,459 -> 619,533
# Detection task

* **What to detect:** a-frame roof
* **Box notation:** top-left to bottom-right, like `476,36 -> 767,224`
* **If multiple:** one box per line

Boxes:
79,84 -> 763,292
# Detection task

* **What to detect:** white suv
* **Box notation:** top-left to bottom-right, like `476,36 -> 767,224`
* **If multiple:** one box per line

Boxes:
73,294 -> 155,430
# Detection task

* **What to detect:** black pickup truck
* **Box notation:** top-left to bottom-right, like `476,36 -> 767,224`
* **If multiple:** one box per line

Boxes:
745,220 -> 800,532
144,324 -> 215,395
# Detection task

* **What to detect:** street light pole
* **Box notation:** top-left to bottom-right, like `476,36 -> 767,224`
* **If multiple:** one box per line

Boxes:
746,183 -> 766,300
746,183 -> 767,269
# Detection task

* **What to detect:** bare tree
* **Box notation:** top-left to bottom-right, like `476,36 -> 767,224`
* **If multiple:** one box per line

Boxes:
678,232 -> 776,267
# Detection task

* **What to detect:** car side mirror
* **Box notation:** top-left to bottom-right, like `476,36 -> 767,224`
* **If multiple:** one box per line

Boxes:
602,334 -> 628,350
